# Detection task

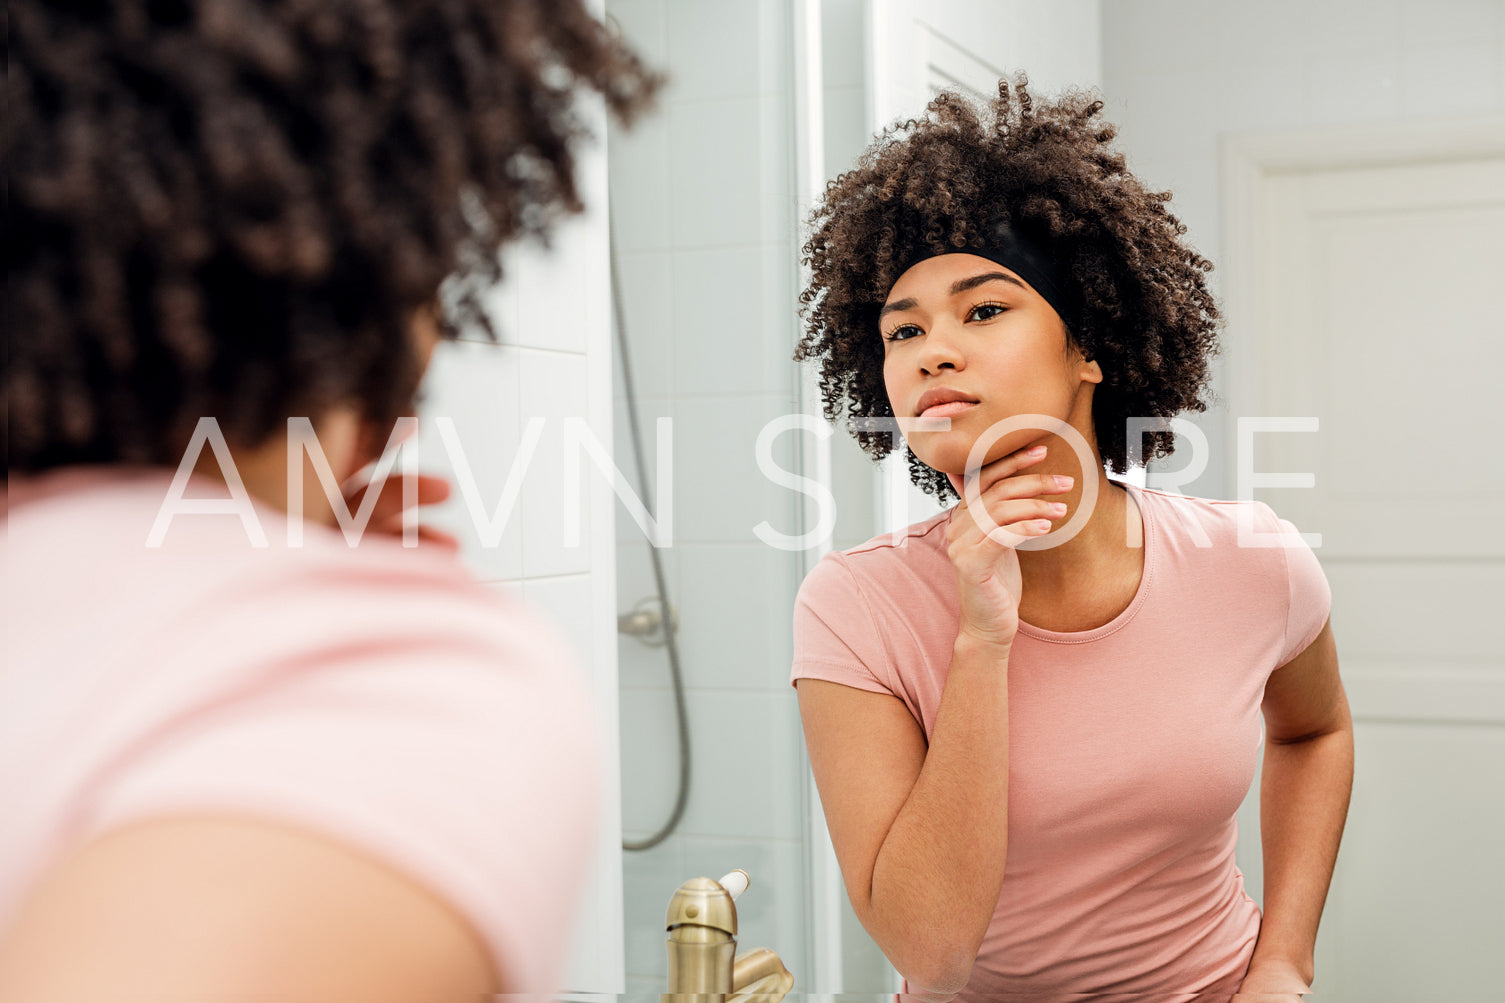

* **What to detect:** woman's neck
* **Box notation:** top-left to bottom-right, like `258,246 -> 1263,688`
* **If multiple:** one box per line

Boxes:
1014,469 -> 1144,632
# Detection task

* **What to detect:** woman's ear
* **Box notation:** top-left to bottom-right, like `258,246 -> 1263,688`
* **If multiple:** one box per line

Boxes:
1081,356 -> 1103,385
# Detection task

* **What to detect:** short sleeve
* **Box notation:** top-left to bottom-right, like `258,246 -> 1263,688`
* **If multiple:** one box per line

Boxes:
790,551 -> 896,695
1269,508 -> 1333,666
81,570 -> 598,994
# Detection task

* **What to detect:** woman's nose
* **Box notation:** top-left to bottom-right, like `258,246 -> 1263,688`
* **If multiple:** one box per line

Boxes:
918,324 -> 965,375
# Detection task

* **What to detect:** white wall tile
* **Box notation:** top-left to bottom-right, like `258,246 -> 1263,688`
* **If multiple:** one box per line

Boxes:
680,690 -> 802,840
758,93 -> 796,247
620,834 -> 683,979
612,391 -> 672,544
613,251 -> 675,398
664,0 -> 762,99
619,685 -> 685,837
609,0 -> 666,68
522,573 -> 596,663
471,244 -> 521,345
607,108 -> 673,253
515,226 -> 592,354
606,0 -> 812,982
671,394 -> 794,545
668,98 -> 765,247
519,349 -> 593,577
676,542 -> 795,690
416,341 -> 524,581
670,246 -> 787,397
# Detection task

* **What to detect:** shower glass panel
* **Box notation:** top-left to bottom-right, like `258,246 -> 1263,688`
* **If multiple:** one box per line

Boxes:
605,0 -> 810,989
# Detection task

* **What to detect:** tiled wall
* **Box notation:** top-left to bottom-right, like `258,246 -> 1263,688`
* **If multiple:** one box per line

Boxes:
607,0 -> 809,989
410,62 -> 625,988
1101,0 -> 1505,499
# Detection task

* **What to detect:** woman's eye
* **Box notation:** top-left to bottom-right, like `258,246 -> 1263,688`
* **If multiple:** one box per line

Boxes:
970,303 -> 1006,322
884,324 -> 922,342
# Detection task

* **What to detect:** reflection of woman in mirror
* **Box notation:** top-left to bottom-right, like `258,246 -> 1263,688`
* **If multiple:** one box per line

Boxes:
793,76 -> 1352,1002
2,3 -> 656,997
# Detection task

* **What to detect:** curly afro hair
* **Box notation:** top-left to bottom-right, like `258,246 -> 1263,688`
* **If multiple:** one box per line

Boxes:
795,75 -> 1220,501
6,0 -> 661,473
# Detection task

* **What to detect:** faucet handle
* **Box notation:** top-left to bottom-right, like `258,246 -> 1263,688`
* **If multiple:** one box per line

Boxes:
729,948 -> 793,1003
717,869 -> 750,900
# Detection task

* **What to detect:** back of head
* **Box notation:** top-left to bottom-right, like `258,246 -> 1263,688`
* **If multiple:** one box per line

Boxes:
6,0 -> 659,474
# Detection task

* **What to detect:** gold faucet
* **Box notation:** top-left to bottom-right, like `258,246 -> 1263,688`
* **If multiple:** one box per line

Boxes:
662,869 -> 793,1003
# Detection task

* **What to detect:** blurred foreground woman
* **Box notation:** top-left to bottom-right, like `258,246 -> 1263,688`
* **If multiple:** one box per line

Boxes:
1,1 -> 656,997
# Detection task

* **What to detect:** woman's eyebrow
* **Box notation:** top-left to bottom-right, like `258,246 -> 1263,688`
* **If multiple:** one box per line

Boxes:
880,272 -> 1027,318
951,271 -> 1026,294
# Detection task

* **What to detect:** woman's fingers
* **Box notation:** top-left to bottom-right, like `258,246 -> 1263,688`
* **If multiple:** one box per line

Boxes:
977,472 -> 1074,503
955,503 -> 1058,547
340,472 -> 456,548
954,444 -> 1074,546
344,472 -> 452,525
964,443 -> 1048,492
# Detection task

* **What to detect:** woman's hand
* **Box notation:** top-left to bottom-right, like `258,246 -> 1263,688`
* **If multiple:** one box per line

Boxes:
342,472 -> 461,552
1232,958 -> 1311,1000
944,443 -> 1070,648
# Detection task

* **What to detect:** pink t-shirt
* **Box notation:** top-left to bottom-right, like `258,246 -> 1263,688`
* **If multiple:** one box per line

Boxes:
1,467 -> 598,992
791,485 -> 1331,999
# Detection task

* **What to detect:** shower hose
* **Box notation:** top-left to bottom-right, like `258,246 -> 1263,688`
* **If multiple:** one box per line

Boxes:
610,230 -> 692,852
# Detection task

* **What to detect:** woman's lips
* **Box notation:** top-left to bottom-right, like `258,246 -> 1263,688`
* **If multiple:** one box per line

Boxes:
919,400 -> 978,419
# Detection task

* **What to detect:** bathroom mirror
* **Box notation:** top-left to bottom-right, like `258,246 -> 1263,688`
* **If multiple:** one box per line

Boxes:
600,0 -> 1505,996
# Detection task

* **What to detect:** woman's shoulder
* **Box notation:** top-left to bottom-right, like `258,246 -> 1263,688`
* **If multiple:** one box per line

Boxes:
799,508 -> 954,604
1134,485 -> 1304,550
5,466 -> 578,711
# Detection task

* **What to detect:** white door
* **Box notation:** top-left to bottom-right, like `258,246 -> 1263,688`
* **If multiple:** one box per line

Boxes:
1226,120 -> 1505,1000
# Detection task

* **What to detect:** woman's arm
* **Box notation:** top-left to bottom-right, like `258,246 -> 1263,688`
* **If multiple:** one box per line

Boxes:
796,445 -> 1064,993
0,815 -> 501,1001
798,634 -> 1013,992
1237,618 -> 1354,997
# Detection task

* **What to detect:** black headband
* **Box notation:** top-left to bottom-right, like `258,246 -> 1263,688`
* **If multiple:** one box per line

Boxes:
894,228 -> 1074,322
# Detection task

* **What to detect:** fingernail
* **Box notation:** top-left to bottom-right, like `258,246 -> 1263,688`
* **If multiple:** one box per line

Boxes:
1054,475 -> 1074,489
1035,519 -> 1054,532
1048,502 -> 1068,516
1028,445 -> 1047,456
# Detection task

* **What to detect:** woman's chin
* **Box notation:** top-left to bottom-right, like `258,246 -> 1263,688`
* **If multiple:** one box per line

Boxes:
911,434 -> 1032,477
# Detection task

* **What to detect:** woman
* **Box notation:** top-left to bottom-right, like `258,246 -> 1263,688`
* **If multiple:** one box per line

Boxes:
2,2 -> 656,997
792,78 -> 1353,1000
